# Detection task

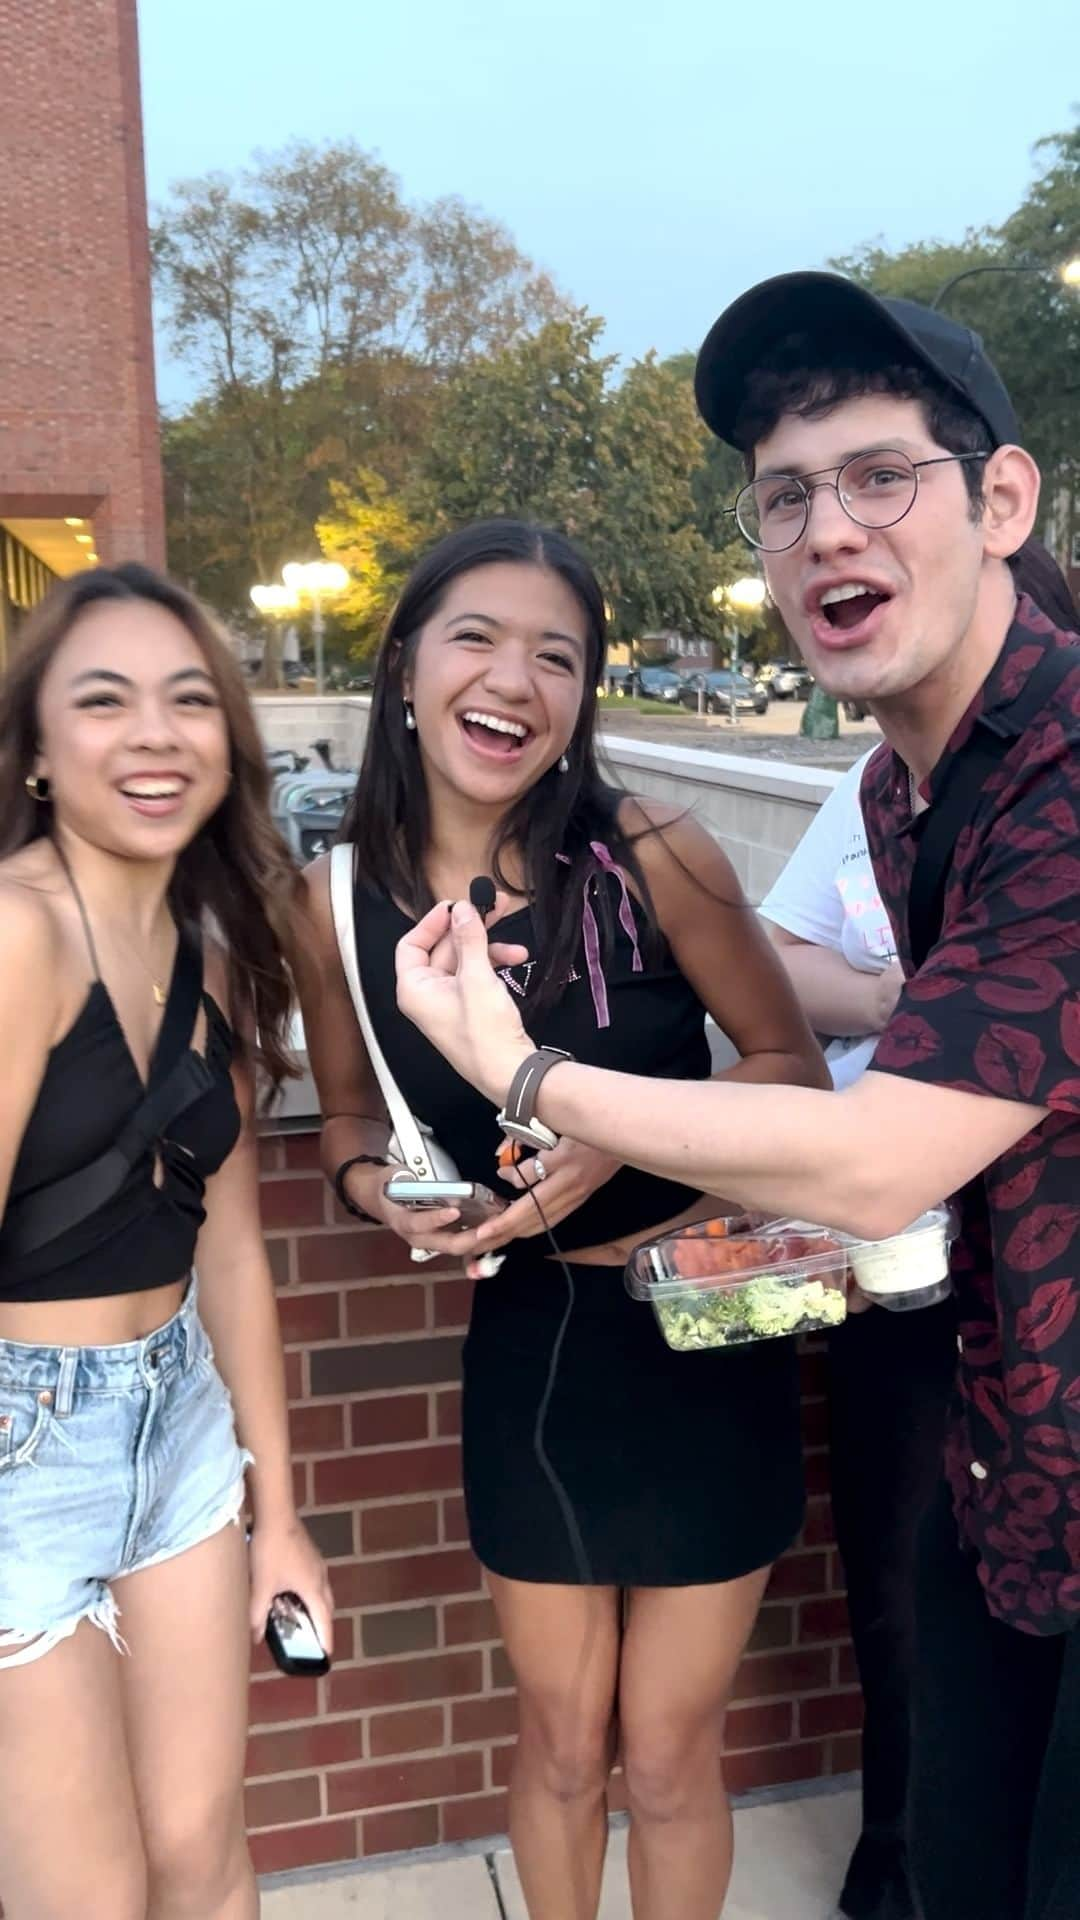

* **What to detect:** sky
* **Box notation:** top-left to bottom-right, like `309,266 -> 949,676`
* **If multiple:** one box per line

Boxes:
139,0 -> 1078,412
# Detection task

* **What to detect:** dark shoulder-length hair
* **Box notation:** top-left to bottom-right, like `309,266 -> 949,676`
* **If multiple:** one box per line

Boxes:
0,563 -> 302,1090
342,519 -> 659,1018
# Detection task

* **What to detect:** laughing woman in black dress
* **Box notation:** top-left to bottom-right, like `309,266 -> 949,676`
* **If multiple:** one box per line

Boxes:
299,521 -> 828,1920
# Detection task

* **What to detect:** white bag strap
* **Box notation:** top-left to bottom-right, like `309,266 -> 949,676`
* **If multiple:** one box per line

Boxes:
329,844 -> 437,1180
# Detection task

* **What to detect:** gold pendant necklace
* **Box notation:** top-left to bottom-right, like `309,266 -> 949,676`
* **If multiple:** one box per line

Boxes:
138,947 -> 170,1007
117,931 -> 170,1006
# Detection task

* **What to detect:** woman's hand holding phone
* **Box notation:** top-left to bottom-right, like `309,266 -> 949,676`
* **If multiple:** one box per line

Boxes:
357,1166 -> 508,1261
248,1516 -> 334,1667
383,1177 -> 504,1227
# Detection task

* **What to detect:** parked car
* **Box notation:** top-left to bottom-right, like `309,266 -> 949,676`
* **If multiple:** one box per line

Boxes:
271,769 -> 354,862
637,667 -> 682,703
758,659 -> 813,700
679,671 -> 769,717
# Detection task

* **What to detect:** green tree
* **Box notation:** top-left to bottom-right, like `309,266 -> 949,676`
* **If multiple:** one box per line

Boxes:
416,321 -> 741,649
154,141 -> 567,388
662,349 -> 746,545
660,350 -> 771,660
155,140 -> 569,615
162,389 -> 316,611
591,353 -> 725,649
315,473 -> 424,656
411,316 -> 737,645
411,196 -> 565,369
414,312 -> 613,538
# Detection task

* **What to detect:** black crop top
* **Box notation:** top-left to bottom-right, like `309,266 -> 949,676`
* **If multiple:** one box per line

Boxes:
0,941 -> 240,1305
355,863 -> 712,1257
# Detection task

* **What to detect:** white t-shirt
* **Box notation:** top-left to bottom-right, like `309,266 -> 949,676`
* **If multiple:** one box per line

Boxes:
760,751 -> 898,1090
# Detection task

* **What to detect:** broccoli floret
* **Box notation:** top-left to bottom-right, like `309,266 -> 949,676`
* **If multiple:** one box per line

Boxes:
654,1271 -> 846,1349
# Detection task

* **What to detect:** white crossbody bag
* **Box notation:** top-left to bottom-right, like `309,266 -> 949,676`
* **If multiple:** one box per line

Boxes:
328,843 -> 460,1190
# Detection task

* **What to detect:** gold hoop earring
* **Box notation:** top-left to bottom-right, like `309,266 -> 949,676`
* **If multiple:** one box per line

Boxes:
25,774 -> 50,801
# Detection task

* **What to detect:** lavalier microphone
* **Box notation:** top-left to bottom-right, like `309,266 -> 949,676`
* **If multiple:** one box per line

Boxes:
468,875 -> 496,920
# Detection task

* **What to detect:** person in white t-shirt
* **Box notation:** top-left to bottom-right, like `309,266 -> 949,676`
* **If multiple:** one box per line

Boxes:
760,758 -> 956,1920
760,751 -> 902,1088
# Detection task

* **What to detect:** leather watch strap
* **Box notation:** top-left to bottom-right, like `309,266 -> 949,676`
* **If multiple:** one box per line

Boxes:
497,1047 -> 573,1151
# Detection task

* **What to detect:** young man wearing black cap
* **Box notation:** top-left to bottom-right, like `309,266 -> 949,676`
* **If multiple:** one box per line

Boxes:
394,278 -> 1080,1920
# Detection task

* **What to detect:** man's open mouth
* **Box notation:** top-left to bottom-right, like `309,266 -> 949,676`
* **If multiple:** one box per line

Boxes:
818,582 -> 890,633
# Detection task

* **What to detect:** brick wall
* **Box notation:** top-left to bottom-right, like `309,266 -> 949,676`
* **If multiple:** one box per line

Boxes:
0,0 -> 164,562
251,1128 -> 860,1873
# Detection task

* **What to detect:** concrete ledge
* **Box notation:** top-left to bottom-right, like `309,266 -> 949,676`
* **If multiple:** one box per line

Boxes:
600,732 -> 843,805
252,694 -> 370,768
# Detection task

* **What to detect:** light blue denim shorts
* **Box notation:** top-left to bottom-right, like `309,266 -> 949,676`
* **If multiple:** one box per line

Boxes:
0,1283 -> 252,1668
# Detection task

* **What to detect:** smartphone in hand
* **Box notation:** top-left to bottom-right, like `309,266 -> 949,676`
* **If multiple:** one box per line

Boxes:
265,1592 -> 331,1677
383,1177 -> 504,1227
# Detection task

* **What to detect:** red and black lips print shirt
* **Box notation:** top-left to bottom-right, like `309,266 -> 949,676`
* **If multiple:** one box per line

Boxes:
861,595 -> 1080,1637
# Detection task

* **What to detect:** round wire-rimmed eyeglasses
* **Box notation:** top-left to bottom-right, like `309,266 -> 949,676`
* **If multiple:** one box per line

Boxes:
727,449 -> 990,553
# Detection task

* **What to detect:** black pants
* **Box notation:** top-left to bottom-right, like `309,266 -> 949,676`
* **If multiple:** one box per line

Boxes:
827,1301 -> 957,1843
910,1483 -> 1080,1920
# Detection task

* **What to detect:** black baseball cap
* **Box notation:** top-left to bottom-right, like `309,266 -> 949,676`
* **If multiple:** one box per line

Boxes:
695,271 -> 1021,453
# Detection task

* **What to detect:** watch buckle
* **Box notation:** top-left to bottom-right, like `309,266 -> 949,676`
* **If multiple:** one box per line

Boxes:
496,1112 -> 559,1153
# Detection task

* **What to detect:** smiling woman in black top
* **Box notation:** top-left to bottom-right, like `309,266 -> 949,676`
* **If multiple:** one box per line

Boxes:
300,520 -> 827,1920
0,566 -> 331,1920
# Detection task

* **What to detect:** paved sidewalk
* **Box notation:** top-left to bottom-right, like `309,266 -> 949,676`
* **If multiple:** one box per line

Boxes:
262,1854 -> 498,1917
262,1784 -> 860,1918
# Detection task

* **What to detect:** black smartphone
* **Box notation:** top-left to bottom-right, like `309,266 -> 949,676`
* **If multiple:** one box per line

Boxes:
383,1177 -> 503,1226
265,1592 -> 330,1677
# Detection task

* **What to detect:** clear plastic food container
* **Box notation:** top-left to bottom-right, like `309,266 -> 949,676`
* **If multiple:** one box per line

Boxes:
625,1214 -> 850,1352
843,1206 -> 955,1313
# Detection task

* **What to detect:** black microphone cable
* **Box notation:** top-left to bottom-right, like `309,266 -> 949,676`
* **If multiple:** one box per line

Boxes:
517,1164 -> 593,1588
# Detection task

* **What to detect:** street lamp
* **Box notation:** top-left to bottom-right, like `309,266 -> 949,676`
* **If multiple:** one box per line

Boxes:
931,258 -> 1080,311
281,560 -> 350,696
713,576 -> 767,724
726,577 -> 767,612
250,584 -> 299,616
249,583 -> 300,688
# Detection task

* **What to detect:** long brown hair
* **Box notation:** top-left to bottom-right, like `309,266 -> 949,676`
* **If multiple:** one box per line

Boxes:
0,563 -> 302,1090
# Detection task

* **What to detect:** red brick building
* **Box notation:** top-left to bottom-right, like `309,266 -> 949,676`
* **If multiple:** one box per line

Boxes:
0,0 -> 163,667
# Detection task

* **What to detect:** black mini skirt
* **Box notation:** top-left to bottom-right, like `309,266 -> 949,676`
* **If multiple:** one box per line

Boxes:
461,1249 -> 805,1588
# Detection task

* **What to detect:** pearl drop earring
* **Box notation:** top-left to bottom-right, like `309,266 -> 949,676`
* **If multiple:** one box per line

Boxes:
404,701 -> 417,731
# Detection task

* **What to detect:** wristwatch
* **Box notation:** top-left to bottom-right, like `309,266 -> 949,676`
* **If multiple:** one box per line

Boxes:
496,1047 -> 574,1152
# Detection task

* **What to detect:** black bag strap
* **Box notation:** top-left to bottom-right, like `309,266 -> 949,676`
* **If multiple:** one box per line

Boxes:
2,926 -> 212,1258
908,643 -> 1078,970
